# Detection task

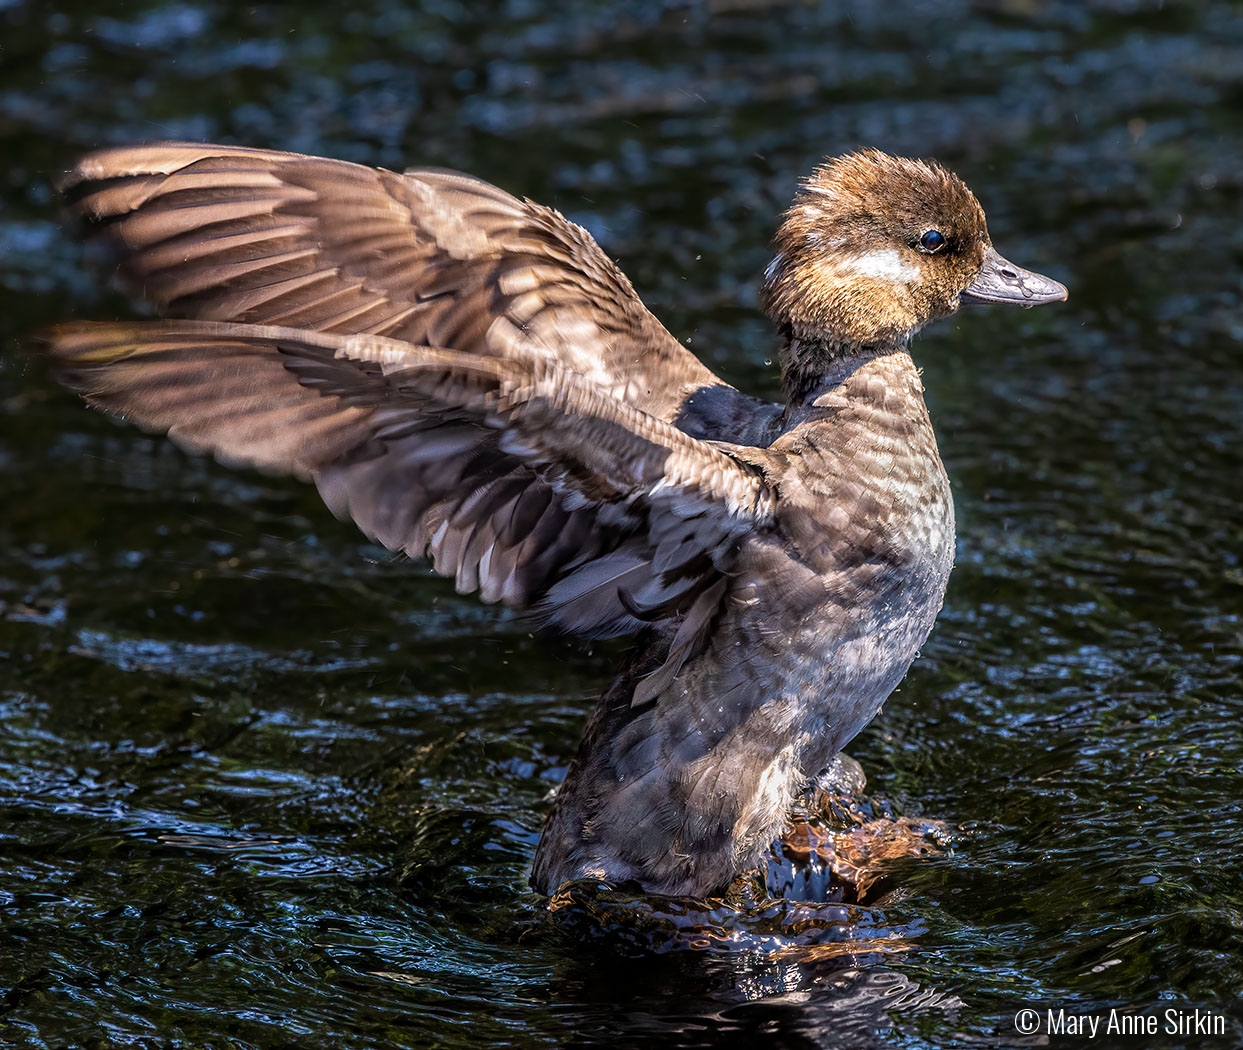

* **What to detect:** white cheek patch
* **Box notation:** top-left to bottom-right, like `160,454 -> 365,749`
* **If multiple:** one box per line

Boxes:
839,248 -> 922,285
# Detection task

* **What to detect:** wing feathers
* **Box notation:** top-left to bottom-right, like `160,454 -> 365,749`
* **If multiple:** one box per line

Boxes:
61,141 -> 723,422
38,320 -> 772,651
45,141 -> 778,696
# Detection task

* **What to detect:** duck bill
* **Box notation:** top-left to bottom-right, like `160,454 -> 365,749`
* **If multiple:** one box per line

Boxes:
962,246 -> 1068,306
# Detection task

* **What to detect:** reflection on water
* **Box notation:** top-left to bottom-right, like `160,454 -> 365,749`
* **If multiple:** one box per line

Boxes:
2,0 -> 1243,1046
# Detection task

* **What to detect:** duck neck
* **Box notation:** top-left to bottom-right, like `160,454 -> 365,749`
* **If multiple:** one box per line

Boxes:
779,325 -> 910,405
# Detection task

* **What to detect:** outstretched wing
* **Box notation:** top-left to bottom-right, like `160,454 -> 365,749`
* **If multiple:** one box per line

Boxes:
40,321 -> 775,644
61,142 -> 723,423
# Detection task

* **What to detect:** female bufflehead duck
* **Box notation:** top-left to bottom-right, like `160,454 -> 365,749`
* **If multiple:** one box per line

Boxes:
40,145 -> 1065,897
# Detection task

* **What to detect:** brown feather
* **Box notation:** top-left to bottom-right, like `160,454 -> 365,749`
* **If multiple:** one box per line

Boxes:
63,141 -> 724,422
39,320 -> 772,641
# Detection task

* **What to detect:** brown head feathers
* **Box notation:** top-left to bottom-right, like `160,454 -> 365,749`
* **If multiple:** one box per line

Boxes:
760,149 -> 992,358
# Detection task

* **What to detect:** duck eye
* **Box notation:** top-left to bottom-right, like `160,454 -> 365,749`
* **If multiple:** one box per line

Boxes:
918,229 -> 947,254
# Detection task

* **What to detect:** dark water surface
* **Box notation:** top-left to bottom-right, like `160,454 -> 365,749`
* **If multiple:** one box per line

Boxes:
2,1 -> 1242,1047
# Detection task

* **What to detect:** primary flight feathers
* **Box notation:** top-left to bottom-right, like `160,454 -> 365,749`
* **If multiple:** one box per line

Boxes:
59,142 -> 720,421
43,312 -> 773,644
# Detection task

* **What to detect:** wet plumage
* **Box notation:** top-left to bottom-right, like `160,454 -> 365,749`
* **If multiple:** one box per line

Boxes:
38,144 -> 1065,897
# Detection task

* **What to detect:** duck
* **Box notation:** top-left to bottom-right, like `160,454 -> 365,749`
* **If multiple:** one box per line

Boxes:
38,144 -> 1066,898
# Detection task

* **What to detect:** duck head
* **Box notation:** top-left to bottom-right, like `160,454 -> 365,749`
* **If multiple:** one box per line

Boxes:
761,149 -> 1066,372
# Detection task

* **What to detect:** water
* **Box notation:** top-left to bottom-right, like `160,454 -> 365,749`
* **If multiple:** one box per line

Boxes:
2,0 -> 1242,1046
